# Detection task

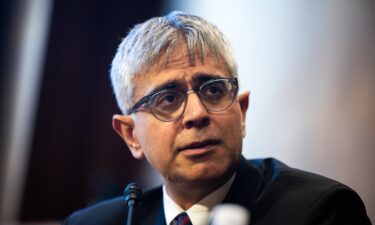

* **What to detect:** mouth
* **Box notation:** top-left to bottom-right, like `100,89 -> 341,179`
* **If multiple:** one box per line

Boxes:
177,139 -> 221,156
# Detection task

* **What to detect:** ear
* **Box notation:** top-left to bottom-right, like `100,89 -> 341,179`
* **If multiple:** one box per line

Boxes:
112,114 -> 144,159
238,91 -> 250,138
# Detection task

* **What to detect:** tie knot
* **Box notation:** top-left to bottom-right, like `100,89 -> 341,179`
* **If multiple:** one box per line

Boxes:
175,212 -> 192,225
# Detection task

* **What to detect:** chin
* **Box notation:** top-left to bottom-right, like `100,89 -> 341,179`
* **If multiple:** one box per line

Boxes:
185,163 -> 235,184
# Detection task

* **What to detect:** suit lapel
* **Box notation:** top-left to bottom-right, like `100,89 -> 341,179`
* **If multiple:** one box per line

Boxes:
155,207 -> 166,225
222,157 -> 263,210
137,187 -> 166,225
140,205 -> 166,225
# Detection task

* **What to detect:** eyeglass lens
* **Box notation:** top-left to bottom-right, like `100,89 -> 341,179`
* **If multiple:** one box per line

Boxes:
150,79 -> 237,121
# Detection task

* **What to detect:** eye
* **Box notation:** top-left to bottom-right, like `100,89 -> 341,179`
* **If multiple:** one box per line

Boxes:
200,80 -> 228,101
207,85 -> 222,94
151,91 -> 184,111
159,92 -> 180,104
161,94 -> 176,104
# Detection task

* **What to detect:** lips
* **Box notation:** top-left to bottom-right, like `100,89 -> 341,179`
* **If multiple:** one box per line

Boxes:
177,139 -> 221,152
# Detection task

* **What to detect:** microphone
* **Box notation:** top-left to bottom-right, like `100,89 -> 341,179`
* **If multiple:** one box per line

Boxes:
124,183 -> 143,225
209,204 -> 250,225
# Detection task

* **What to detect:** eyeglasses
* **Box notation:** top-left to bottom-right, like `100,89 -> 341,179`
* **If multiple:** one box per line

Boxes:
128,78 -> 238,122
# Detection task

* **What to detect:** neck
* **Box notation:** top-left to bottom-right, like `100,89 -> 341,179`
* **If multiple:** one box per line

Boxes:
164,174 -> 233,210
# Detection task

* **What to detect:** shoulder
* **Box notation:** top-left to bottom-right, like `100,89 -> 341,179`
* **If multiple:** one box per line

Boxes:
248,158 -> 345,194
62,186 -> 163,225
246,158 -> 371,224
247,157 -> 358,202
62,196 -> 125,225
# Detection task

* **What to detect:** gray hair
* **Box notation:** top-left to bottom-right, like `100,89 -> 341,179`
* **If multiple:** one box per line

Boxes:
110,11 -> 237,114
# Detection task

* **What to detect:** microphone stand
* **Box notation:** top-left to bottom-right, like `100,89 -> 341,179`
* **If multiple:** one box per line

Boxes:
124,183 -> 143,225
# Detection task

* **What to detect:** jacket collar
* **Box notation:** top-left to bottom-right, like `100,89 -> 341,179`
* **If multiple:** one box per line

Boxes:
222,156 -> 263,210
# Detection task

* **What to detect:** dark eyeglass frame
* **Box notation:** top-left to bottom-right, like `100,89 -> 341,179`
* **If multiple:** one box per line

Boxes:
128,77 -> 238,122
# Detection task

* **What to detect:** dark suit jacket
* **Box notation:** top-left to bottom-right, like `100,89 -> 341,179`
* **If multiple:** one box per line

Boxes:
63,157 -> 372,225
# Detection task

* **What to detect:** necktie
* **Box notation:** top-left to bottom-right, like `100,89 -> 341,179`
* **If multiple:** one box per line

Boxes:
175,212 -> 193,225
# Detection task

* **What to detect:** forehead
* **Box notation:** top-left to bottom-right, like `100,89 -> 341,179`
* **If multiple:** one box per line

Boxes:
133,52 -> 230,100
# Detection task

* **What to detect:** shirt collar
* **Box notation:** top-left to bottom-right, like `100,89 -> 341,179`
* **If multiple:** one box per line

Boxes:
163,174 -> 236,225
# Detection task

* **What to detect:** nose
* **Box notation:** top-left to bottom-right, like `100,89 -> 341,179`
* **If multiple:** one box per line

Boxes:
181,92 -> 210,129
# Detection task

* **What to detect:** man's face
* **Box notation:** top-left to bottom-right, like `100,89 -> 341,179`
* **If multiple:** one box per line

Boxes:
113,51 -> 249,187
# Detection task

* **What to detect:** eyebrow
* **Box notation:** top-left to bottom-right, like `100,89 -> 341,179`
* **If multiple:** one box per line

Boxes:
147,80 -> 183,96
146,73 -> 225,96
192,73 -> 224,83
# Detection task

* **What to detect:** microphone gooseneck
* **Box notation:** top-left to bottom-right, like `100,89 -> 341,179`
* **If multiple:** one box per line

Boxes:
124,183 -> 143,225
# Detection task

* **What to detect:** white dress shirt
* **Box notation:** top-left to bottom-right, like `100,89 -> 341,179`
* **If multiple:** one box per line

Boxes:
163,174 -> 235,225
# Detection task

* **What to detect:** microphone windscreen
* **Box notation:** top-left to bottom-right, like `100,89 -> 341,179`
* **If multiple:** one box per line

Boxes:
124,182 -> 142,206
209,204 -> 250,225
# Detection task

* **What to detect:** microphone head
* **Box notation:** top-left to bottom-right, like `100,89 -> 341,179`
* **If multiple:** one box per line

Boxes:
124,182 -> 143,207
209,204 -> 250,225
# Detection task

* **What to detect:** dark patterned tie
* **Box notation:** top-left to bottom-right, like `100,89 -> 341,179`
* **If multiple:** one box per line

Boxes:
175,212 -> 193,225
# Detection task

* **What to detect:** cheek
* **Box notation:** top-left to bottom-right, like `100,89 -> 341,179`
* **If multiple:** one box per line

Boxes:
134,118 -> 178,170
136,121 -> 176,148
217,110 -> 244,151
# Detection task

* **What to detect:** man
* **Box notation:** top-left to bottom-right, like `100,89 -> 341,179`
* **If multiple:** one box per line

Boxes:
63,11 -> 371,225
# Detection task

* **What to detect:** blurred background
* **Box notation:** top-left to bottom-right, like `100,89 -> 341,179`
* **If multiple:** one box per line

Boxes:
0,0 -> 374,224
